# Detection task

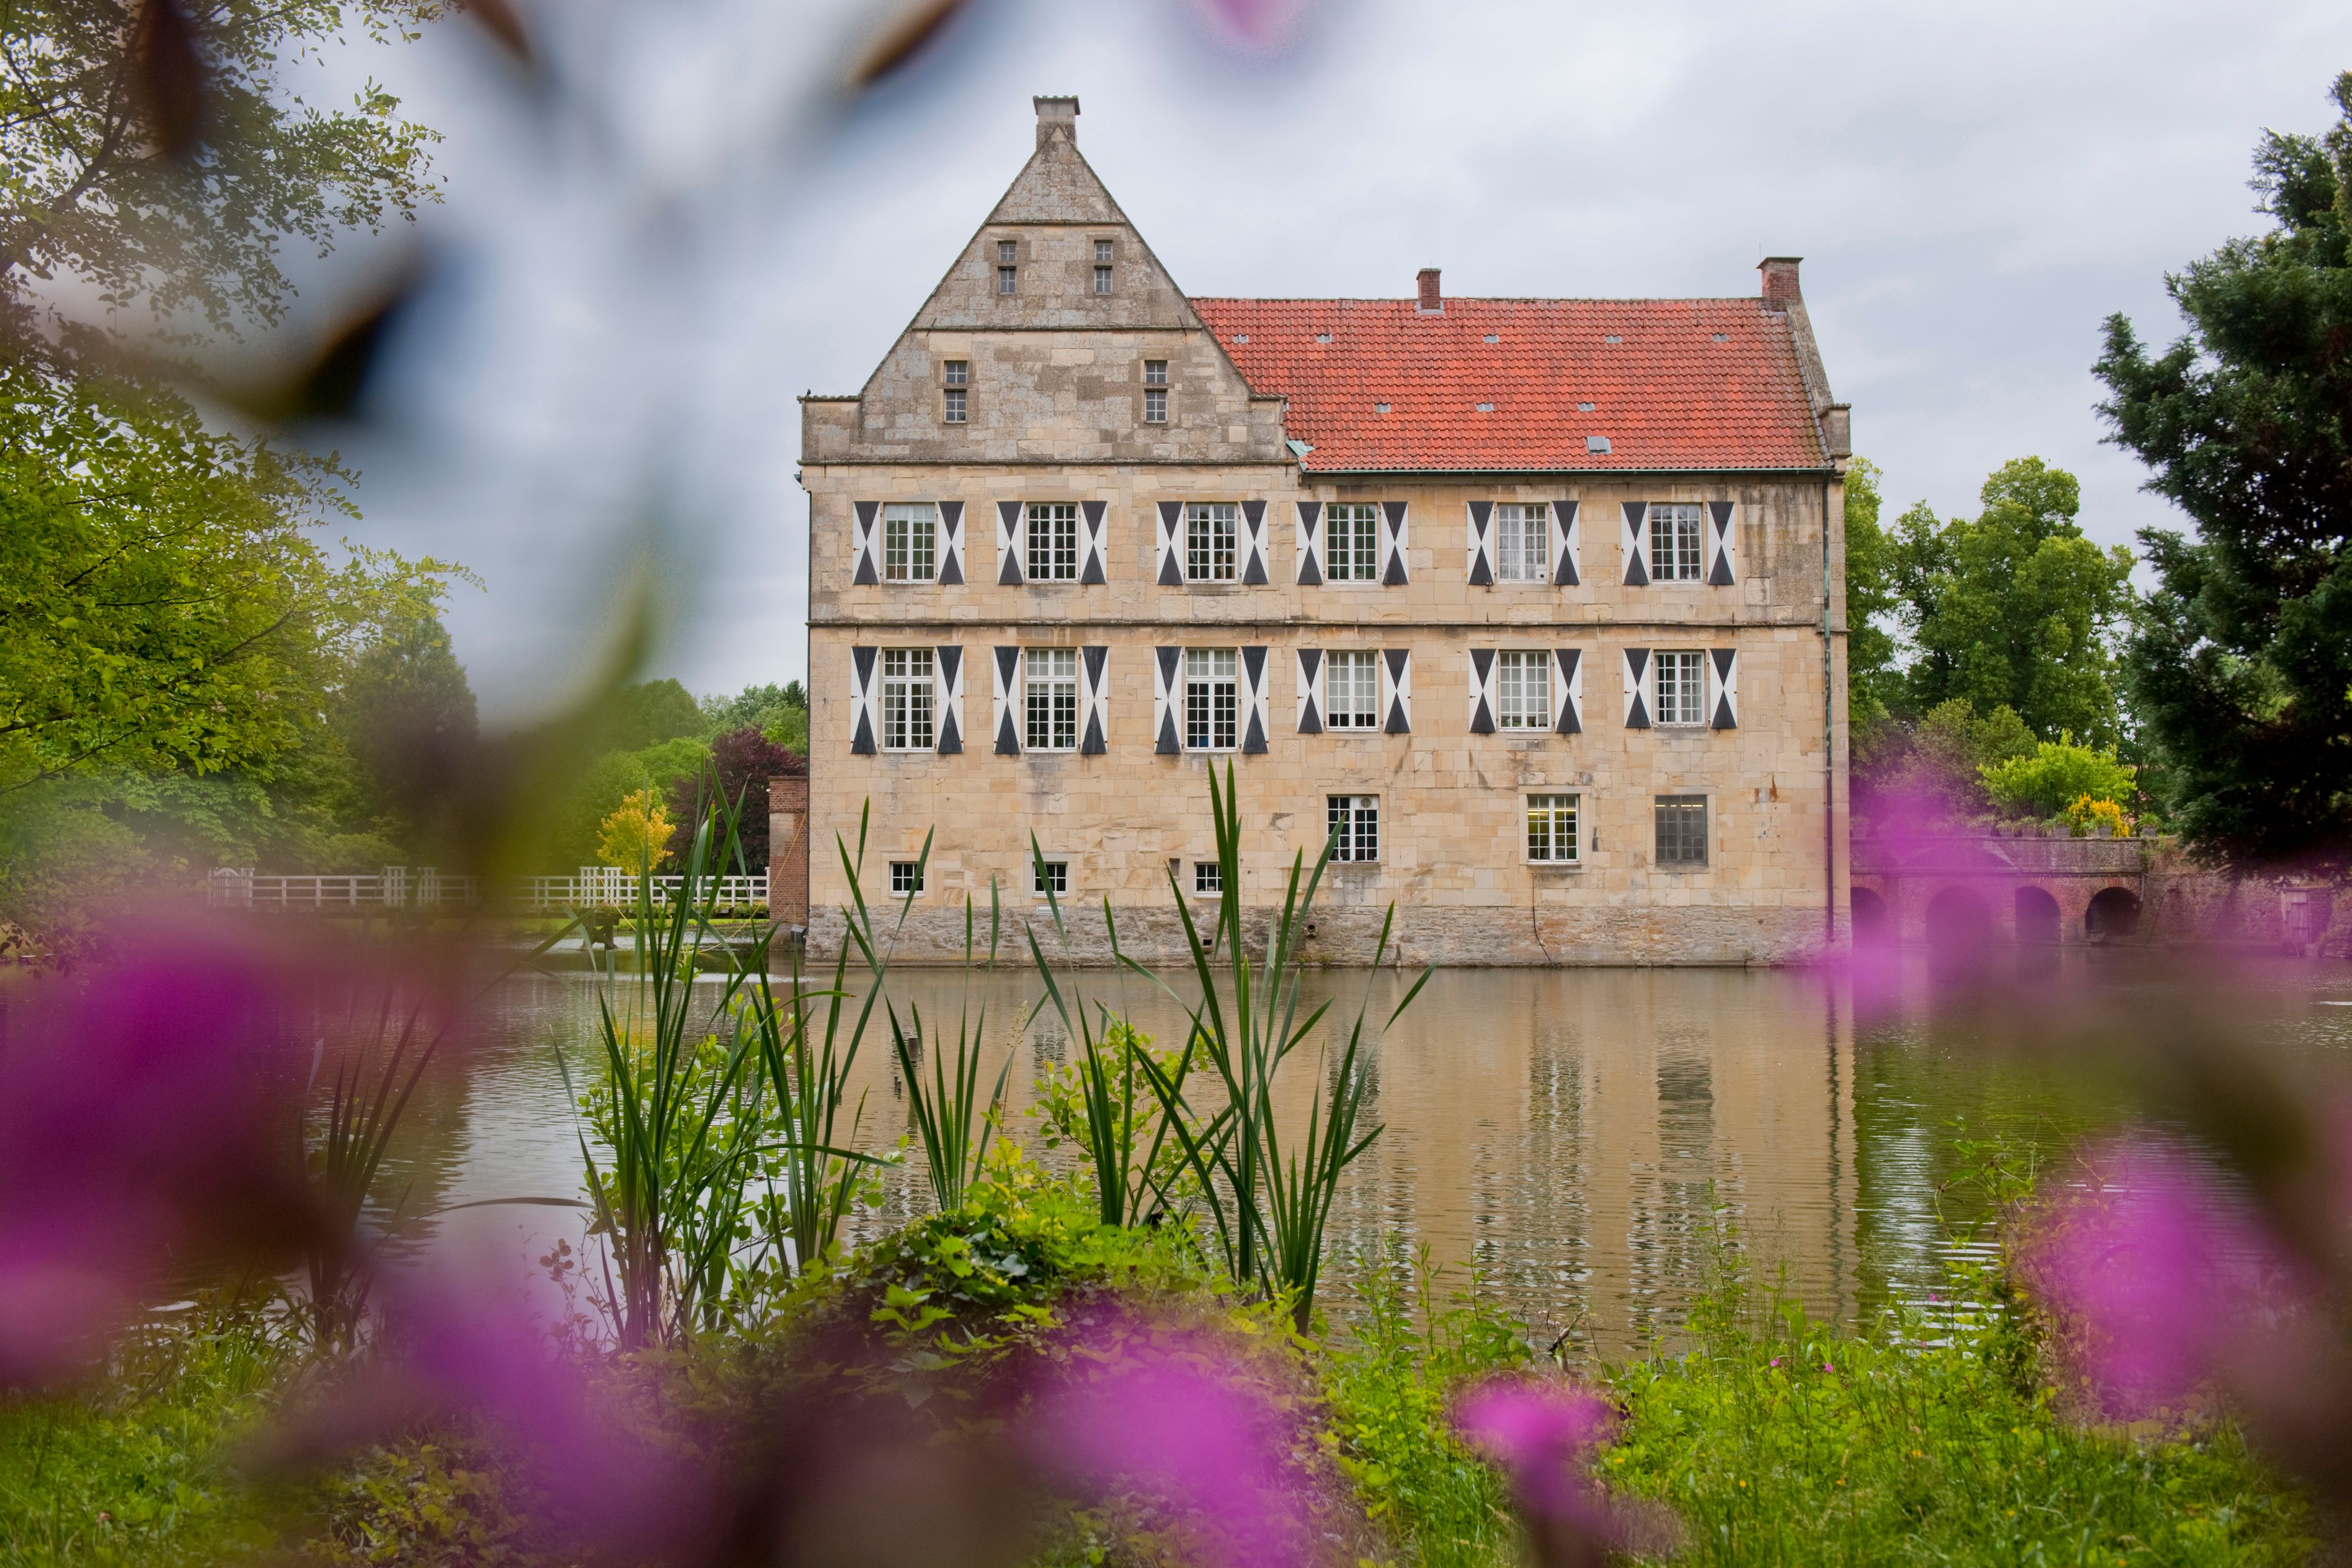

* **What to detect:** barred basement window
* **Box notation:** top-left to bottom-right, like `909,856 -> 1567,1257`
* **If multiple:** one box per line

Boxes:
890,861 -> 925,895
1327,794 -> 1379,863
1025,502 -> 1078,581
1495,503 -> 1549,582
1326,650 -> 1379,728
1526,794 -> 1579,864
1185,503 -> 1237,581
1033,859 -> 1068,897
1193,861 -> 1221,894
882,503 -> 937,583
1497,650 -> 1549,730
1325,502 -> 1380,582
1024,647 -> 1078,751
1655,795 -> 1709,868
1185,648 -> 1238,751
1649,503 -> 1703,581
1655,650 -> 1705,727
880,648 -> 935,751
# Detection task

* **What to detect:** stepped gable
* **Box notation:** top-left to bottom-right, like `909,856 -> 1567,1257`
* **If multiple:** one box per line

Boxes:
1188,295 -> 1828,474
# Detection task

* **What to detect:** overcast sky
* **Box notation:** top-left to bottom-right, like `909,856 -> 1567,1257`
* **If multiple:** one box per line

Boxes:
299,0 -> 2352,722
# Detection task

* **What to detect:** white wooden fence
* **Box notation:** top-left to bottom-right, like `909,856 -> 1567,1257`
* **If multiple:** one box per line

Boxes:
522,870 -> 769,912
205,867 -> 767,914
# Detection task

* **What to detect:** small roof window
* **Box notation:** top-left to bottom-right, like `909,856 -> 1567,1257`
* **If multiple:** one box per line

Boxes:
1586,436 -> 1612,453
1476,402 -> 1494,413
1605,335 -> 1623,345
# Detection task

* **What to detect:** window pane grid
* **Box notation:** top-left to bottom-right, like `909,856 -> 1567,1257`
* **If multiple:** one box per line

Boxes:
881,648 -> 935,751
1094,266 -> 1112,294
1656,650 -> 1704,726
1497,650 -> 1549,729
1026,503 -> 1078,581
1034,860 -> 1067,896
1193,861 -> 1221,894
1527,794 -> 1579,863
883,503 -> 936,583
1327,650 -> 1379,728
1495,503 -> 1549,582
890,861 -> 925,894
1025,648 -> 1078,751
1650,503 -> 1703,581
943,387 -> 966,423
1326,503 -> 1380,582
1185,503 -> 1237,581
1327,795 -> 1379,863
1655,795 -> 1708,867
1185,648 -> 1237,751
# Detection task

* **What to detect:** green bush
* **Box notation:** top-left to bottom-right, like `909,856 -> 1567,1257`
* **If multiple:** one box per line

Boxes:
1980,737 -> 2139,821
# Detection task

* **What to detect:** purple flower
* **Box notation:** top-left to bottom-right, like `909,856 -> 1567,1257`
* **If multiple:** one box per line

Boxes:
1452,1376 -> 1615,1512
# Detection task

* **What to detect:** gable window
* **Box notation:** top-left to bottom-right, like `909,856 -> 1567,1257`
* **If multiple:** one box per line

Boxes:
1496,650 -> 1549,729
882,503 -> 937,583
1024,647 -> 1078,751
1025,502 -> 1078,581
1184,648 -> 1238,751
1094,239 -> 1114,295
1144,359 -> 1168,423
943,360 -> 967,424
1327,795 -> 1379,863
1193,860 -> 1221,895
1655,650 -> 1705,727
880,648 -> 935,751
1655,795 -> 1709,868
1033,858 -> 1068,897
1649,503 -> 1703,581
1495,503 -> 1550,582
1327,650 -> 1380,728
890,861 -> 926,895
997,239 -> 1018,295
1184,503 -> 1237,582
1325,502 -> 1380,582
1527,794 -> 1580,864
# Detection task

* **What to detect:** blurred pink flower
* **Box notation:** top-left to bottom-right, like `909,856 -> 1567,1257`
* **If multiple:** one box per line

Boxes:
1452,1376 -> 1616,1513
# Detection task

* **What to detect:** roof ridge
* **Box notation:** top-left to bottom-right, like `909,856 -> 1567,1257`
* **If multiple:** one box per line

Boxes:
1188,295 -> 1770,306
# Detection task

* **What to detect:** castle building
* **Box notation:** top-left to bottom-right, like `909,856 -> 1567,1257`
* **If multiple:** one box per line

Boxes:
793,95 -> 1853,965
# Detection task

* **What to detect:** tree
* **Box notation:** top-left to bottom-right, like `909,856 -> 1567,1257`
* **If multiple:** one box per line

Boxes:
1843,457 -> 1902,747
664,725 -> 803,871
597,679 -> 704,753
1980,740 -> 2140,823
697,680 -> 808,754
2094,72 -> 2352,874
335,594 -> 479,847
1852,697 -> 2034,830
595,788 -> 671,872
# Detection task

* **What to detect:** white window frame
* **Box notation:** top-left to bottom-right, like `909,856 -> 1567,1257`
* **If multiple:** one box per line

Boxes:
1649,503 -> 1704,583
1526,794 -> 1581,865
1184,647 -> 1238,752
1327,794 -> 1379,864
1495,503 -> 1551,583
890,861 -> 926,895
1496,650 -> 1551,730
1144,387 -> 1167,423
943,387 -> 967,424
880,648 -> 935,751
1326,650 -> 1381,729
1024,647 -> 1079,753
1185,503 -> 1238,583
996,240 -> 1018,295
1192,861 -> 1221,895
1325,502 -> 1381,583
1655,650 -> 1706,727
1654,794 -> 1709,868
1025,502 -> 1078,583
1033,858 -> 1069,897
882,503 -> 936,584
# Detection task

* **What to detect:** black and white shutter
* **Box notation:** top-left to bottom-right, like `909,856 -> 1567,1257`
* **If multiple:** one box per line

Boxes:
935,646 -> 964,754
852,502 -> 881,586
1621,502 -> 1649,587
850,646 -> 877,754
1156,502 -> 1184,586
1466,501 -> 1494,586
937,503 -> 965,586
1241,646 -> 1270,754
1381,501 -> 1410,586
1241,500 -> 1269,586
1553,648 -> 1583,734
1295,648 -> 1324,734
1080,500 -> 1108,586
1295,502 -> 1323,587
1081,646 -> 1110,754
1382,648 -> 1412,734
992,646 -> 1021,755
1154,647 -> 1181,755
1708,648 -> 1739,730
1467,648 -> 1498,735
1622,647 -> 1652,728
1552,501 -> 1581,587
1707,501 -> 1737,586
996,502 -> 1025,587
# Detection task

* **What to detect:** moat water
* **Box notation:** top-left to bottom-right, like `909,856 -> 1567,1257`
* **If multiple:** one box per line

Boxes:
380,953 -> 2352,1353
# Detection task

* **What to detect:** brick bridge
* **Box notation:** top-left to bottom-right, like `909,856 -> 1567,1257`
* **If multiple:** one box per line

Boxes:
1849,832 -> 2161,947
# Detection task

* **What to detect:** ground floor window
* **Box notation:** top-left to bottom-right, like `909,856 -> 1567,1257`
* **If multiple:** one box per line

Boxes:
1194,861 -> 1221,895
1185,648 -> 1238,751
890,861 -> 924,895
1033,859 -> 1068,897
881,648 -> 934,750
1327,794 -> 1379,863
1654,794 -> 1708,867
1527,794 -> 1579,863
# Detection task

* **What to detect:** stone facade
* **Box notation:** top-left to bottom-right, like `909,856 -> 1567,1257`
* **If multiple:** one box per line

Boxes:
794,97 -> 1853,966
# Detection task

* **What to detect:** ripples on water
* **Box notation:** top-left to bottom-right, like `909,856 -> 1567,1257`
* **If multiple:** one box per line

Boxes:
375,954 -> 2352,1353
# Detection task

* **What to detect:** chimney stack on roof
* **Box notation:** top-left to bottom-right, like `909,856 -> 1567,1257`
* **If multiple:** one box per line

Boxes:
1759,256 -> 1802,312
1034,95 -> 1079,149
1416,268 -> 1442,313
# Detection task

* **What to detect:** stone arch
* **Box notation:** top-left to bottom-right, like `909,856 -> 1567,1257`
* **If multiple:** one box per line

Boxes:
1925,885 -> 1994,952
2086,885 -> 2143,941
2014,885 -> 2061,945
1850,886 -> 1889,943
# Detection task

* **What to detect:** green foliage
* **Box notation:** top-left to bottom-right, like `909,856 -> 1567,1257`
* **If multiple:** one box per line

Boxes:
1852,698 -> 2036,827
335,600 -> 479,850
699,681 -> 808,754
1028,1019 -> 1200,1229
1980,738 -> 2140,822
593,786 -> 673,871
1841,457 -> 1902,749
546,737 -> 710,871
596,680 -> 706,753
2096,72 -> 2352,873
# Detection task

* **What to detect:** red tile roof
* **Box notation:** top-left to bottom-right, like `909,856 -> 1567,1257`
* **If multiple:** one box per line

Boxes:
1187,296 -> 1827,474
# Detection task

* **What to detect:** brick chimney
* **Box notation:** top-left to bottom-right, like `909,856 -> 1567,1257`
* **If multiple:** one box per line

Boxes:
1416,268 -> 1441,313
1759,256 -> 1802,312
1034,95 -> 1078,150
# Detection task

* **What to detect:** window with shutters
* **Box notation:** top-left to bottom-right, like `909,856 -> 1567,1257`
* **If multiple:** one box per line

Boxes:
1025,503 -> 1078,581
1326,651 -> 1380,728
1325,503 -> 1381,582
997,239 -> 1018,295
1185,503 -> 1237,582
1495,503 -> 1550,582
1655,795 -> 1709,867
883,504 -> 936,583
1184,648 -> 1238,751
1024,648 -> 1078,751
1327,795 -> 1379,863
880,648 -> 935,751
1033,859 -> 1068,897
1496,651 -> 1550,729
1193,861 -> 1221,895
1526,794 -> 1580,864
890,861 -> 925,895
1649,503 -> 1703,581
1655,650 -> 1705,727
